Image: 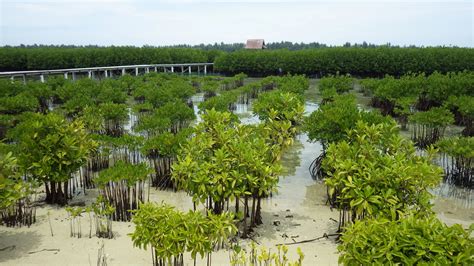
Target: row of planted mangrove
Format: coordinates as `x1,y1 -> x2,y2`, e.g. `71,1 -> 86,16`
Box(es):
302,74 -> 473,264
0,72 -> 309,265
313,72 -> 474,188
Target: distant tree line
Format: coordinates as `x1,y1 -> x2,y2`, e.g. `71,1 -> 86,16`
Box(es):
214,47 -> 474,77
0,46 -> 217,71
0,43 -> 472,73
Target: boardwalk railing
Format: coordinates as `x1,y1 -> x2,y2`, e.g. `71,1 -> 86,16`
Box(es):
0,63 -> 214,83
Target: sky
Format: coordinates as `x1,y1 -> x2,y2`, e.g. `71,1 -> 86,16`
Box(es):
0,0 -> 473,47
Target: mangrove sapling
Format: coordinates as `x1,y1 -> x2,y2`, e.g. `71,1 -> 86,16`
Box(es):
273,74 -> 309,96
338,214 -> 474,265
28,82 -> 54,114
172,111 -> 280,235
11,113 -> 97,205
358,78 -> 382,96
201,80 -> 219,100
253,91 -> 305,127
318,74 -> 353,103
134,113 -> 172,137
95,161 -> 151,221
154,101 -> 196,133
129,203 -> 237,266
0,114 -> 14,140
319,87 -> 338,104
393,97 -> 416,130
80,106 -> 105,135
0,152 -> 36,227
138,77 -> 196,109
104,134 -> 144,164
409,107 -> 455,147
436,137 -> 474,188
370,74 -> 424,115
323,122 -> 442,231
229,242 -> 304,266
98,103 -> 129,137
65,206 -> 84,238
172,110 -> 240,214
198,91 -> 240,114
84,134 -> 113,188
96,82 -> 128,105
419,71 -> 474,111
303,95 -> 392,179
444,95 -> 474,136
142,130 -> 191,189
92,196 -> 115,239
0,92 -> 39,115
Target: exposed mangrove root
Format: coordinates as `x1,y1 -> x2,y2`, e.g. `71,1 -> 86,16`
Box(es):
439,153 -> 473,188
276,233 -> 340,246
1,198 -> 36,227
309,152 -> 326,180
150,157 -> 174,189
152,249 -> 183,266
411,124 -> 446,148
28,248 -> 60,254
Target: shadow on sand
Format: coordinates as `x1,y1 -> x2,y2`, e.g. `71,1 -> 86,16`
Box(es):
0,229 -> 42,263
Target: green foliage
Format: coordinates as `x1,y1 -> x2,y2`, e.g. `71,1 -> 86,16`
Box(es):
323,122 -> 442,227
91,195 -> 115,238
273,75 -> 309,95
199,90 -> 239,113
338,215 -> 474,265
445,95 -> 474,135
436,136 -> 473,187
409,107 -> 455,147
0,151 -> 36,226
98,102 -> 128,122
0,152 -> 29,210
173,110 -> 280,232
393,97 -> 417,130
409,107 -> 454,127
130,202 -> 237,265
10,112 -> 97,204
423,71 -> 474,103
0,46 -> 210,71
437,136 -> 474,159
319,74 -> 353,94
0,93 -> 39,114
304,95 -> 393,148
14,113 -> 96,183
142,129 -> 192,188
253,91 -> 304,126
445,95 -> 474,120
95,161 -> 151,221
143,79 -> 195,108
95,161 -> 151,187
358,78 -> 384,96
65,206 -> 84,238
173,110 -> 279,205
214,48 -> 474,77
155,101 -> 195,133
142,129 -> 191,159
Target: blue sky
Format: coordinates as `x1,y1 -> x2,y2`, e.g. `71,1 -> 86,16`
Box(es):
0,0 -> 472,47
